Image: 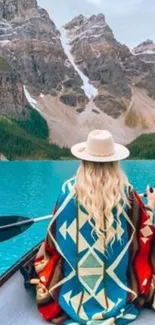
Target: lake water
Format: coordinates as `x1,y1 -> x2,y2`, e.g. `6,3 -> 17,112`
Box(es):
0,160 -> 155,277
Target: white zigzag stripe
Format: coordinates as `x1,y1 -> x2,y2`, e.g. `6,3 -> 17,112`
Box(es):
49,270 -> 75,294
106,210 -> 137,298
48,188 -> 76,270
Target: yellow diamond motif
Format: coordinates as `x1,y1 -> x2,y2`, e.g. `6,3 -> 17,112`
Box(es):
117,225 -> 124,240
140,226 -> 153,237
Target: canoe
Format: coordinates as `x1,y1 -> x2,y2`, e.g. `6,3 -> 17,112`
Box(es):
0,242 -> 41,287
0,245 -> 154,325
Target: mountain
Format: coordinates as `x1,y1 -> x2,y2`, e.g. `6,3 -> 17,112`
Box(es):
60,14 -> 155,145
131,40 -> 155,100
0,56 -> 28,117
0,0 -> 86,109
1,1 -> 155,159
132,39 -> 155,55
64,14 -> 131,118
63,15 -> 155,123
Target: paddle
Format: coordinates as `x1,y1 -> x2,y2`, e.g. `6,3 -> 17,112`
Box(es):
0,187 -> 153,243
0,215 -> 52,243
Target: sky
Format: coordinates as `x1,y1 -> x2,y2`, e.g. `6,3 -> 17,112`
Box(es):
38,0 -> 155,48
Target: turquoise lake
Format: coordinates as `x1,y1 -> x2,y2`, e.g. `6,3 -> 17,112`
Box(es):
1,160 -> 155,278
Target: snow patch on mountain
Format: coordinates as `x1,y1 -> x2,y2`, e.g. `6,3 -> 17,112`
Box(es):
0,40 -> 10,47
131,49 -> 155,56
23,86 -> 41,112
59,27 -> 98,99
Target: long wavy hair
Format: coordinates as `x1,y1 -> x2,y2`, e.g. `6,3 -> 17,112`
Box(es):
75,161 -> 130,246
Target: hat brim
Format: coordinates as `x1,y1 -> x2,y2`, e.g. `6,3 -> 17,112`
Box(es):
71,142 -> 130,162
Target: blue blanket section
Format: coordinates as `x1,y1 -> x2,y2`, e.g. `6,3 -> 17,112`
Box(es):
1,272 -> 154,325
0,160 -> 155,277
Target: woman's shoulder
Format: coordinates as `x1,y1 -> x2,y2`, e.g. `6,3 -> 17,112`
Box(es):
61,177 -> 76,195
54,178 -> 76,213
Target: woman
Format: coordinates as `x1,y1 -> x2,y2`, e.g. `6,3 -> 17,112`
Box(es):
29,130 -> 155,324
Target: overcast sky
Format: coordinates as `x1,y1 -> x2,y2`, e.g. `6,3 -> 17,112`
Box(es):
38,0 -> 155,48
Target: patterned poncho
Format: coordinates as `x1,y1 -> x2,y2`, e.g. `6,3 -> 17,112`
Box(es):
28,178 -> 155,324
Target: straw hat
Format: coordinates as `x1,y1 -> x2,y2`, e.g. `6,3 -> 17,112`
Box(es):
71,130 -> 130,162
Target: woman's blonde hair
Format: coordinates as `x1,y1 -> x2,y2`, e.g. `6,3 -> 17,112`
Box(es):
76,161 -> 130,246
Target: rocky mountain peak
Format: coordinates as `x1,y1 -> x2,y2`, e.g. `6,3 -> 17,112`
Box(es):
63,13 -> 131,118
97,13 -> 105,19
0,0 -> 38,21
64,12 -> 116,58
0,1 -> 86,115
65,12 -> 110,40
132,39 -> 155,55
0,0 -> 58,41
89,13 -> 106,23
64,14 -> 86,29
137,39 -> 153,48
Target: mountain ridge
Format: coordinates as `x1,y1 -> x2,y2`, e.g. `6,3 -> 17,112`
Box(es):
1,1 -> 155,159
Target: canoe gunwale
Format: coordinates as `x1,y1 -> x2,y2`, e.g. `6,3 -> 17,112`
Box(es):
0,241 -> 42,287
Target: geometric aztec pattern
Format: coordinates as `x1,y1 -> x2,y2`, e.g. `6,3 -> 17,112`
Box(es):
47,179 -> 155,325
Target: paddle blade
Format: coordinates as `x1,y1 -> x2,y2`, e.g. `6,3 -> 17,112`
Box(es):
0,216 -> 33,242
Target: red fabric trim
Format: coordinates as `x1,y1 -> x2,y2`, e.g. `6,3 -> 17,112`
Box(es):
38,251 -> 60,287
34,255 -> 44,263
38,301 -> 62,321
134,192 -> 154,295
45,239 -> 56,255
